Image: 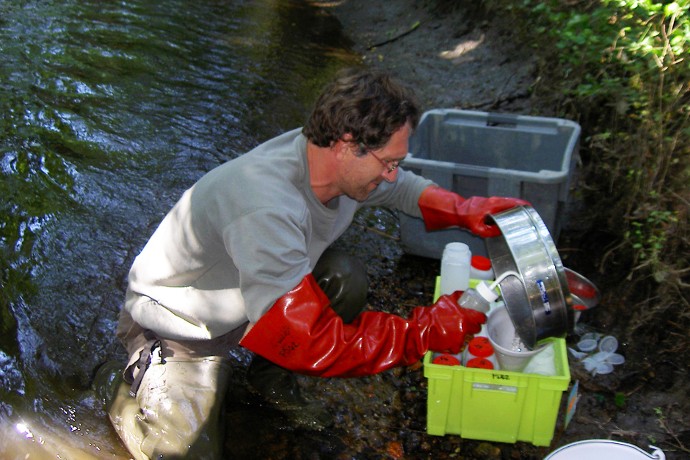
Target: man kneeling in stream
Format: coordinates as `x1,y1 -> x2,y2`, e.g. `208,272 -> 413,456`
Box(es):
94,69 -> 526,459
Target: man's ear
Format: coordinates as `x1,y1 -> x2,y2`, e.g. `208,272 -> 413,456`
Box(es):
333,133 -> 354,158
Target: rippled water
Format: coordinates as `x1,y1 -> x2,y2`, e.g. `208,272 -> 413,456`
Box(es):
0,0 -> 358,457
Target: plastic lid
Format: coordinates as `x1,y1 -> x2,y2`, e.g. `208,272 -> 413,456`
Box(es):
591,351 -> 612,362
471,255 -> 492,271
581,332 -> 602,342
599,335 -> 619,353
583,357 -> 614,375
568,347 -> 588,360
476,281 -> 499,303
595,362 -> 614,374
607,353 -> 626,365
468,336 -> 494,358
466,357 -> 494,369
432,354 -> 461,366
577,338 -> 598,352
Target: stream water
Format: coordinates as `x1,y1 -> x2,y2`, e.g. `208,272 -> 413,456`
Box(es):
0,0 -> 360,457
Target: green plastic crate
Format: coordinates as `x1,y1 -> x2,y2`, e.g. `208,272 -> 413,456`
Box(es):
424,278 -> 571,446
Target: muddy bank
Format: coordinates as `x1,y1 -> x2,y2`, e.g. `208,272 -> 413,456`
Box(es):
326,0 -> 540,113
305,1 -> 690,459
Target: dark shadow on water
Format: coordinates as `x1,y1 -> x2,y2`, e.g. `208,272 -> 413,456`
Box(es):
0,0 -> 361,457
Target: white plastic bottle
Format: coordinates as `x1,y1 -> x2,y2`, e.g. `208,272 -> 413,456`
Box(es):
440,242 -> 471,295
463,336 -> 498,369
457,280 -> 499,313
470,255 -> 495,280
431,352 -> 463,366
458,270 -> 522,313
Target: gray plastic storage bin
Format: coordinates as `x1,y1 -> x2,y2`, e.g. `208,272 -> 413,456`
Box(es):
400,109 -> 581,259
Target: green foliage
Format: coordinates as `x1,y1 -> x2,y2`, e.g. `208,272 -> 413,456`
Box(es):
486,0 -> 689,294
614,391 -> 627,408
473,0 -> 690,365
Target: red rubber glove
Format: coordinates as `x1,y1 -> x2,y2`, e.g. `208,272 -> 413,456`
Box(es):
240,274 -> 485,378
418,186 -> 529,237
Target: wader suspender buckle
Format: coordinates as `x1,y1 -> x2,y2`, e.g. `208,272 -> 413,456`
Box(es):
129,338 -> 163,397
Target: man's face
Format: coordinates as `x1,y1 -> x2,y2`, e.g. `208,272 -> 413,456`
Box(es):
339,123 -> 410,202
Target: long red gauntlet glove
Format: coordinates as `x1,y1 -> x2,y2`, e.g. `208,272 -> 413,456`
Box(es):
240,274 -> 485,378
418,186 -> 529,237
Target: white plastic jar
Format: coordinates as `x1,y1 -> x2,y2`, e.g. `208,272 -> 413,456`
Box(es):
470,255 -> 494,280
440,242 -> 471,295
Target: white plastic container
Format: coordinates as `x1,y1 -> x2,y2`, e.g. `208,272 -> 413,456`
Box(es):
463,336 -> 497,369
431,352 -> 463,366
545,440 -> 665,459
457,281 -> 498,313
470,255 -> 494,280
440,242 -> 471,295
486,306 -> 547,372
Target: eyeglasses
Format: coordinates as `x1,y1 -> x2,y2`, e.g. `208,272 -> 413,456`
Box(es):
369,150 -> 400,173
358,144 -> 400,173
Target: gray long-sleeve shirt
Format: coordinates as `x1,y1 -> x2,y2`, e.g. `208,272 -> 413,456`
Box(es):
125,128 -> 433,340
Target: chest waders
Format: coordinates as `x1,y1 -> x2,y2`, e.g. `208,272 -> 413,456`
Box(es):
97,330 -> 233,460
98,247 -> 367,459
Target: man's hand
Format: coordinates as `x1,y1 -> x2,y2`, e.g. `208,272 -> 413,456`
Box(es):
418,186 -> 529,237
240,275 -> 486,378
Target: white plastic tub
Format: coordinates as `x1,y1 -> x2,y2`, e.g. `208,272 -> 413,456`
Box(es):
545,440 -> 665,460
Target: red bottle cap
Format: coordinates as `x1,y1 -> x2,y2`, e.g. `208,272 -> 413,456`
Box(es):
471,255 -> 492,271
468,336 -> 494,358
466,357 -> 494,369
432,354 -> 461,366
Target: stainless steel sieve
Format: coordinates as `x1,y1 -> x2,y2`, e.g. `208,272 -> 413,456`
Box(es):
485,206 -> 574,349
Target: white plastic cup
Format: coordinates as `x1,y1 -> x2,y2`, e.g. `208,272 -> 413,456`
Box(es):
440,242 -> 471,295
486,306 -> 546,372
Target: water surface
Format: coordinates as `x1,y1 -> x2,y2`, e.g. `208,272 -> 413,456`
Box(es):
0,0 -> 358,456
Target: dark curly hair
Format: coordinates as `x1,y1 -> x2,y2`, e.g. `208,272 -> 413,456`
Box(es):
302,69 -> 420,153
